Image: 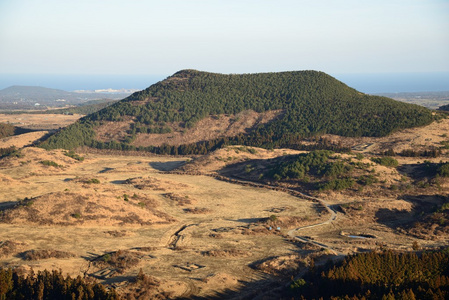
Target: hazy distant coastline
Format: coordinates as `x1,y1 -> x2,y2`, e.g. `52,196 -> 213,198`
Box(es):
0,72 -> 448,94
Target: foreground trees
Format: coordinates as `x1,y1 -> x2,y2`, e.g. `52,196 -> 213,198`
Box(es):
287,249 -> 449,299
0,269 -> 119,300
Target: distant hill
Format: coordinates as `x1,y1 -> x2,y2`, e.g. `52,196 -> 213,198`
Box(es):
39,99 -> 119,115
40,70 -> 434,154
0,85 -> 130,110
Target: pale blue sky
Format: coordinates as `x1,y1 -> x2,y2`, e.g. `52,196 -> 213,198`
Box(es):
1,0 -> 448,76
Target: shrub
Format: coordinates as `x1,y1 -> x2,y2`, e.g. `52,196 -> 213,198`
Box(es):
438,162 -> 449,177
0,146 -> 23,159
371,157 -> 399,167
290,278 -> 307,290
102,253 -> 111,262
358,174 -> 378,186
40,160 -> 62,168
63,150 -> 84,161
22,249 -> 75,260
71,213 -> 81,219
319,178 -> 355,191
85,178 -> 100,184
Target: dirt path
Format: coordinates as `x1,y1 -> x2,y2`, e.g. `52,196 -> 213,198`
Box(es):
166,223 -> 198,249
285,192 -> 340,254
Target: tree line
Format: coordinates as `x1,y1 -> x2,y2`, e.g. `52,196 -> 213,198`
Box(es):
0,269 -> 119,300
287,249 -> 449,299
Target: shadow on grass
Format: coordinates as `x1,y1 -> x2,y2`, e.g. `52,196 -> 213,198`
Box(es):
150,161 -> 186,171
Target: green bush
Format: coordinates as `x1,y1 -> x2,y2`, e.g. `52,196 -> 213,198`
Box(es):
0,146 -> 23,159
319,178 -> 355,191
71,213 -> 81,219
438,162 -> 449,177
358,174 -> 378,186
40,160 -> 62,168
371,156 -> 399,167
64,150 -> 84,161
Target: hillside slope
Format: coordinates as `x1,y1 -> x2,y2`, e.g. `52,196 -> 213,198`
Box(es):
40,70 -> 433,153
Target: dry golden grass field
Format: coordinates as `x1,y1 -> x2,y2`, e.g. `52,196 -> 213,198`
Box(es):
1,114 -> 449,298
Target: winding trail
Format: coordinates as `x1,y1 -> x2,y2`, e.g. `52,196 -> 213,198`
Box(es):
284,191 -> 340,254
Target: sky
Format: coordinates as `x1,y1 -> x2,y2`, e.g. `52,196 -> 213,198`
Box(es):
0,0 -> 448,91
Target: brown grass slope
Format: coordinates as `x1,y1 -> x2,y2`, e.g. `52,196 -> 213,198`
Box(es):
0,190 -> 175,226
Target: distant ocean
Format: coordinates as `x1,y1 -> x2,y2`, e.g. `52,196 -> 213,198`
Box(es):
0,74 -> 166,92
0,72 -> 448,94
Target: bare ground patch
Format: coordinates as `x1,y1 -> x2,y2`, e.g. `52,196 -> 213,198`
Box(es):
131,110 -> 284,147
0,113 -> 82,130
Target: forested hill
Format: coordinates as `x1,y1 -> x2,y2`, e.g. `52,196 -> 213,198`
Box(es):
39,70 -> 434,153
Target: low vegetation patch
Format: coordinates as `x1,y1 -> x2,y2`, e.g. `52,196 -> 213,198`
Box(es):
422,161 -> 449,178
94,250 -> 142,273
201,249 -> 250,257
0,241 -> 25,258
254,254 -> 306,277
21,249 -> 75,260
183,207 -> 212,214
63,150 -> 84,161
163,193 -> 194,206
0,146 -> 23,159
85,178 -> 100,184
371,156 -> 399,167
39,160 -> 63,168
408,197 -> 449,239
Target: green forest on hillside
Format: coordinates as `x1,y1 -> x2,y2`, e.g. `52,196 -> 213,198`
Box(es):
40,70 -> 433,153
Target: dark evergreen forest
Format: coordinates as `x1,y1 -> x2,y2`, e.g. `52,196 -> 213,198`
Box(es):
0,269 -> 119,300
286,249 -> 449,299
40,70 -> 433,153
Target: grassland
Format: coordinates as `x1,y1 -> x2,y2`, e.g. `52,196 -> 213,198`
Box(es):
1,113 -> 449,299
